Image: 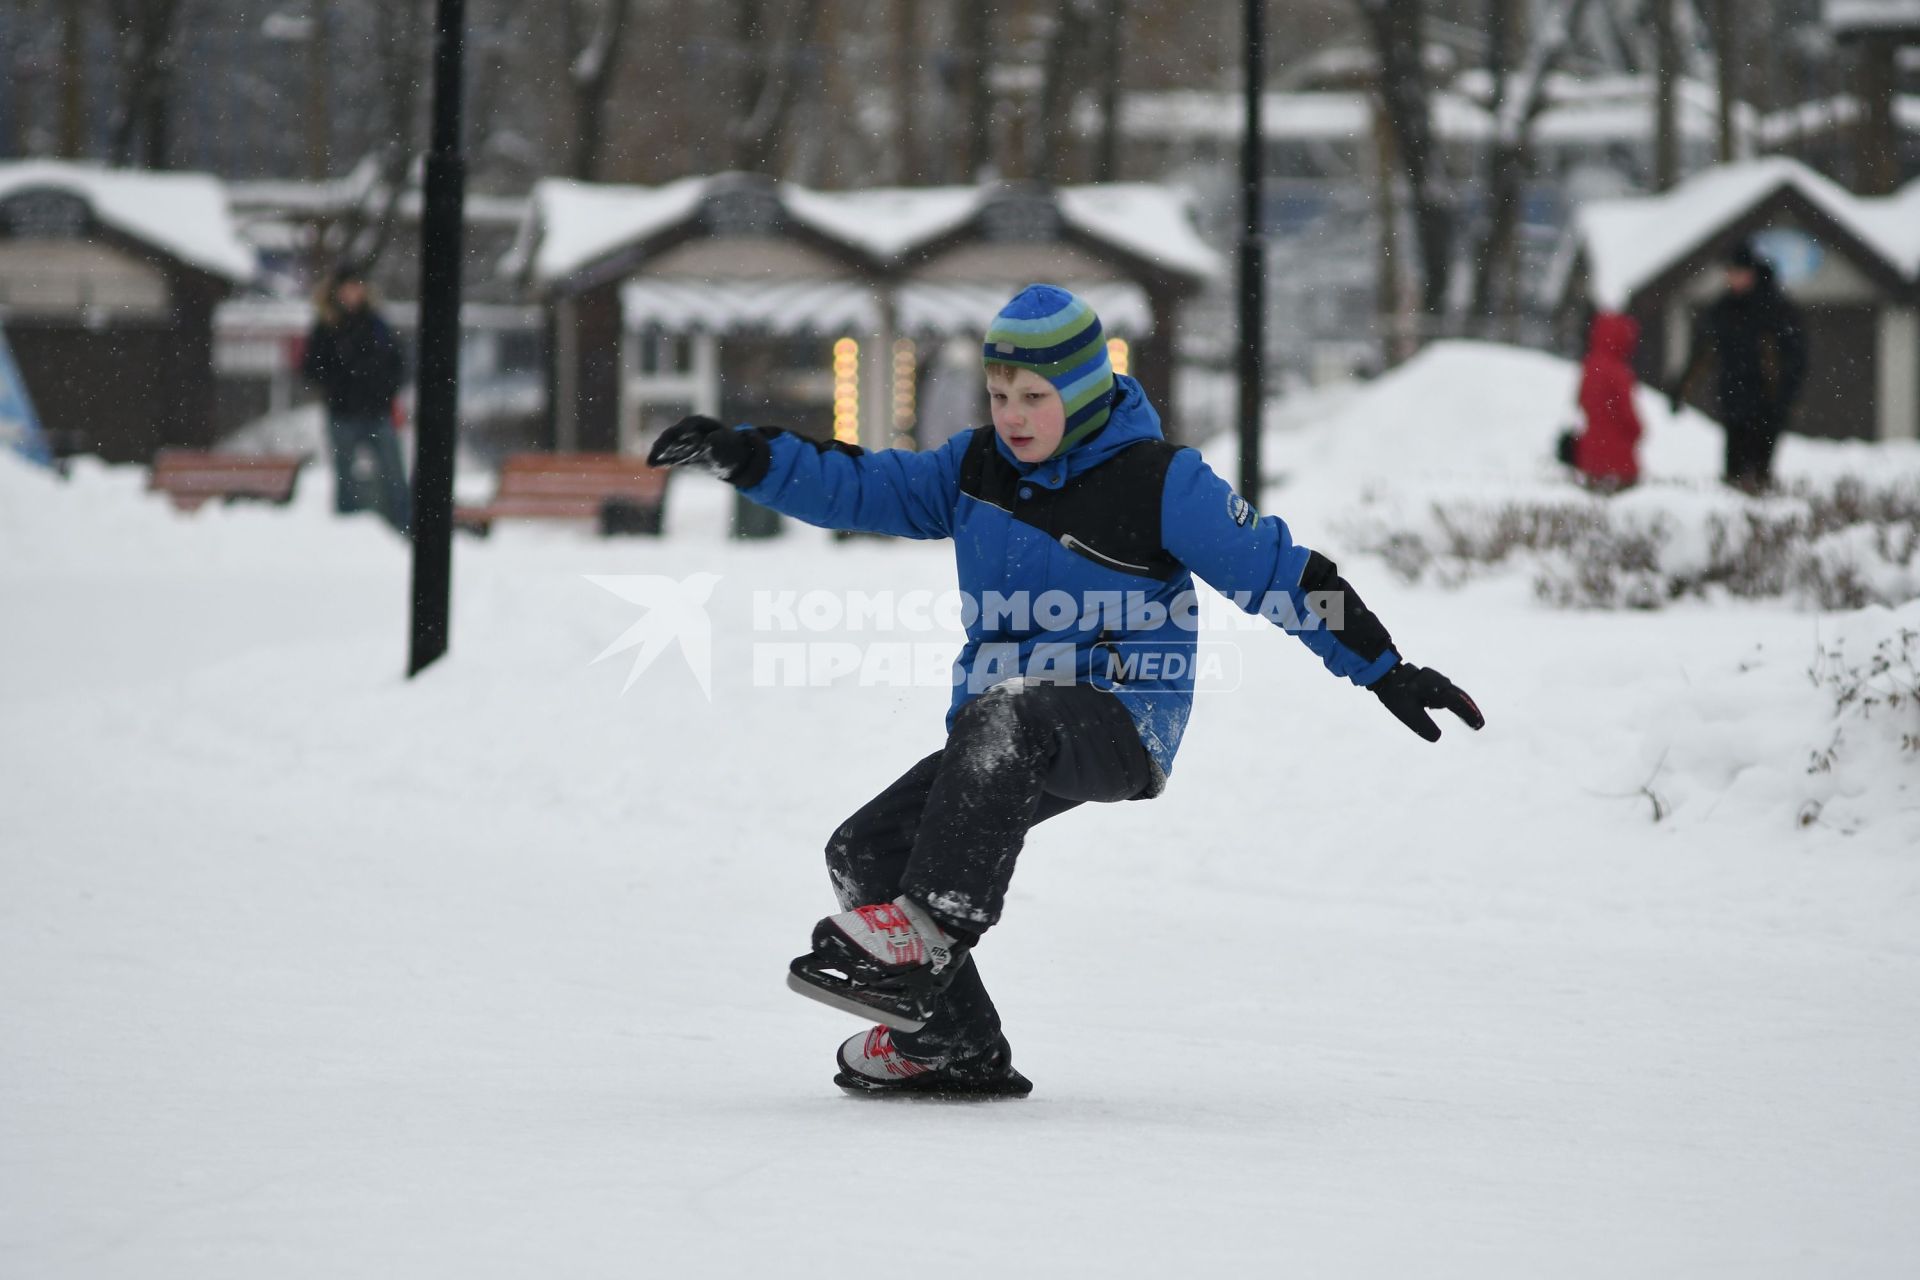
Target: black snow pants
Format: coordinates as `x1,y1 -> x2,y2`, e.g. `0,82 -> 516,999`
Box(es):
823,680 -> 1154,1062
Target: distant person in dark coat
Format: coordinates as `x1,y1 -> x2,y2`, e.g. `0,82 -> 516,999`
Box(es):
1560,310 -> 1645,493
302,266 -> 411,533
1666,242 -> 1808,495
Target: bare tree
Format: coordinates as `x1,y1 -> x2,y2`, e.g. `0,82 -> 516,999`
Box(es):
105,0 -> 186,168
1354,0 -> 1454,326
565,0 -> 634,181
1032,0 -> 1100,181
727,0 -> 825,173
305,10 -> 332,180
956,0 -> 993,180
1467,0 -> 1597,327
58,0 -> 90,158
1092,0 -> 1128,182
1036,0 -> 1082,181
1707,0 -> 1734,162
316,0 -> 430,274
894,0 -> 918,182
462,0 -> 521,184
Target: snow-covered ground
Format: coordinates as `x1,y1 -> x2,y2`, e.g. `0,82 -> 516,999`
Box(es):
3,344 -> 1917,1277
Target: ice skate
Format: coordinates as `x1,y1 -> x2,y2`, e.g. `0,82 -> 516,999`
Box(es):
833,1025 -> 1032,1099
786,896 -> 970,1033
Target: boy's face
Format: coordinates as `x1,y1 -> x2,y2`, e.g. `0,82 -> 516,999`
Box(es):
988,367 -> 1065,462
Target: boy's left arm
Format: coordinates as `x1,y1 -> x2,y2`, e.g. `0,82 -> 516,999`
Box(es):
1159,448 -> 1484,742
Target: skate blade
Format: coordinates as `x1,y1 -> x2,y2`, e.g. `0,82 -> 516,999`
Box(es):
832,1072 -> 1033,1100
785,971 -> 928,1032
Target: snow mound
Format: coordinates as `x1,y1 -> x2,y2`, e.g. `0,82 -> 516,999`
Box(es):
1204,343 -> 1920,613
1242,340 -> 1920,504
1633,600 -> 1920,835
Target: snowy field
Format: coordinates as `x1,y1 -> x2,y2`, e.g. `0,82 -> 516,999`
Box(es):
4,343 -> 1918,1277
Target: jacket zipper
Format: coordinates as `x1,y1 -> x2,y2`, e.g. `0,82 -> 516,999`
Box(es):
1060,533 -> 1155,575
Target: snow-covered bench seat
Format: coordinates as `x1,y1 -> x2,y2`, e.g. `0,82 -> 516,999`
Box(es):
453,453 -> 670,536
148,450 -> 310,513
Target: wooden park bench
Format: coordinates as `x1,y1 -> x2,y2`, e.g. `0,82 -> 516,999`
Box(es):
148,450 -> 310,513
453,452 -> 671,536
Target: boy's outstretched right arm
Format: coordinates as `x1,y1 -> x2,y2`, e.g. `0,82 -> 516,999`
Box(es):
648,416 -> 962,540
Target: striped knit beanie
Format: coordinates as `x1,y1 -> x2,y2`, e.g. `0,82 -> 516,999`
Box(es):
983,284 -> 1115,455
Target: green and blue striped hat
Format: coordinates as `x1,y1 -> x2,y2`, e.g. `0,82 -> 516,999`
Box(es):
983,284 -> 1115,454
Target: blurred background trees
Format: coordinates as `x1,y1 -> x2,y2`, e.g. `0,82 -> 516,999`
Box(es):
0,0 -> 1349,189
1,0 -> 1908,374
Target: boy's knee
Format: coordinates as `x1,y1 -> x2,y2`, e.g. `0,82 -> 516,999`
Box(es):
954,678 -> 1036,728
952,683 -> 1021,741
949,681 -> 1052,773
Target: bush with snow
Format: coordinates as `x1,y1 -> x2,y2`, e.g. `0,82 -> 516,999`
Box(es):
1358,476 -> 1920,611
1805,612 -> 1920,787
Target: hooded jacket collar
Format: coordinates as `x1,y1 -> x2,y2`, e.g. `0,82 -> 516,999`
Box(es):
990,375 -> 1163,489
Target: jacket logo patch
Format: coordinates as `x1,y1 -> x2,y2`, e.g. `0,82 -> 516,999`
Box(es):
1228,493 -> 1254,527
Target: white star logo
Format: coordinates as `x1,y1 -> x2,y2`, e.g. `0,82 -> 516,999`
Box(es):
584,573 -> 722,698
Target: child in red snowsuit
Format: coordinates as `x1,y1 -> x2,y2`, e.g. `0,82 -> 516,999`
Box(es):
1566,312 -> 1645,492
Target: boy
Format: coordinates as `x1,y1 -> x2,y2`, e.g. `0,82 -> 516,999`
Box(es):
648,285 -> 1482,1098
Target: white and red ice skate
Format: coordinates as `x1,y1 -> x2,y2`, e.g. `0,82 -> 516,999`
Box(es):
833,1025 -> 1033,1099
787,896 -> 970,1032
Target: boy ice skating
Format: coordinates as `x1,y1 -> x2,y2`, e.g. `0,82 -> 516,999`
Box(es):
648,285 -> 1483,1098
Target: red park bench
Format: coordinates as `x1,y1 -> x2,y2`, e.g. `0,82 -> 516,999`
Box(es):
148,450 -> 311,513
453,452 -> 671,536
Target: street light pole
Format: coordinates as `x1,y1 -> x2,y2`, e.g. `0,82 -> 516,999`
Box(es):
408,0 -> 467,678
1237,0 -> 1265,505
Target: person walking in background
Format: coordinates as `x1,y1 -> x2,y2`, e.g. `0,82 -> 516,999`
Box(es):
1666,242 -> 1808,495
1560,310 -> 1645,493
302,265 -> 411,534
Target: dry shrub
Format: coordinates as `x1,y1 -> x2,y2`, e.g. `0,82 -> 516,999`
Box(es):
1363,478 -> 1920,611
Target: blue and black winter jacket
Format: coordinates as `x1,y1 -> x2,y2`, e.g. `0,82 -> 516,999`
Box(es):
730,375 -> 1400,791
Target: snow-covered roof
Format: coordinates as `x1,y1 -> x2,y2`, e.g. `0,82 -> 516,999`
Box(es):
1529,78 -> 1749,146
0,160 -> 256,283
1117,89 -> 1478,143
229,167 -> 528,228
1757,93 -> 1920,145
786,183 -> 1221,280
1054,184 -> 1223,280
1826,0 -> 1920,34
1571,158 -> 1918,309
225,157 -> 385,218
510,172 -> 871,285
1848,177 -> 1920,278
781,186 -> 985,262
1116,90 -> 1369,142
512,177 -> 1220,290
1115,80 -> 1737,149
508,176 -> 711,287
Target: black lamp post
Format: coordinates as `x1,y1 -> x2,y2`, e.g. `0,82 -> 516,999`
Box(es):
1237,0 -> 1265,505
408,0 -> 467,678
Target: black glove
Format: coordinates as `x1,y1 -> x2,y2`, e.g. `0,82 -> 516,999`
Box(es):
1371,662 -> 1485,743
647,415 -> 754,481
